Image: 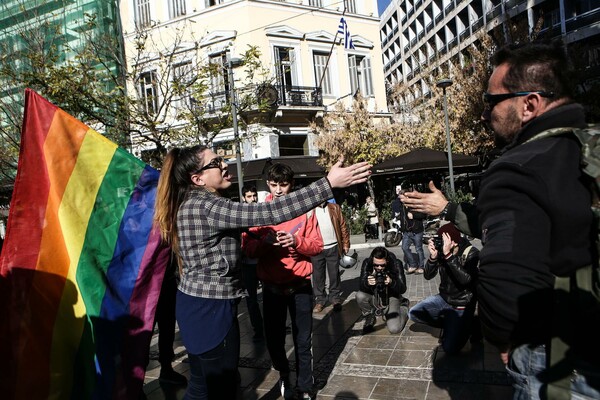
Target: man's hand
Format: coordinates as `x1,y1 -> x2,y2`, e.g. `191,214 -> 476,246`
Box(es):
384,275 -> 392,285
441,232 -> 456,257
400,181 -> 448,216
367,275 -> 376,286
276,230 -> 296,248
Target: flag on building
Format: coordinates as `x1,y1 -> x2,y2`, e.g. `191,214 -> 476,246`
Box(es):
337,17 -> 355,50
0,89 -> 170,400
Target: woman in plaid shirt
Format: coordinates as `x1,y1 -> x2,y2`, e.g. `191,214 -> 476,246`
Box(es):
154,145 -> 370,399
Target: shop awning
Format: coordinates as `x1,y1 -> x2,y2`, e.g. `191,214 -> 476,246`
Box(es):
372,148 -> 479,176
227,155 -> 326,184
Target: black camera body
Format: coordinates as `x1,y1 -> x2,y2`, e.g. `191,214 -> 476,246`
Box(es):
373,269 -> 388,306
374,270 -> 387,292
432,234 -> 444,254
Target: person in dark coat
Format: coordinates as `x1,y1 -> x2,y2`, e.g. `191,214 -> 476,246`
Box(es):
409,223 -> 479,354
399,41 -> 599,399
356,247 -> 409,334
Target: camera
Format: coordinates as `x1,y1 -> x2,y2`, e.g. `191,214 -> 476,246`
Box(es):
374,270 -> 387,292
373,269 -> 388,306
432,234 -> 443,254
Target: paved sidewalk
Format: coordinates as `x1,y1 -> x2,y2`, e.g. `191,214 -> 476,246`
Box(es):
142,235 -> 513,399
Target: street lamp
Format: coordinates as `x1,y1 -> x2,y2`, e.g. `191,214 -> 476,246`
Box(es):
227,52 -> 244,200
436,78 -> 455,194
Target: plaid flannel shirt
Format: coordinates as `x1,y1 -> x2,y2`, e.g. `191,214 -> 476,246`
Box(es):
177,178 -> 333,299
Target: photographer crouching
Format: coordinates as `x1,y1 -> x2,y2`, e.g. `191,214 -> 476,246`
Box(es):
356,247 -> 409,334
409,223 -> 480,354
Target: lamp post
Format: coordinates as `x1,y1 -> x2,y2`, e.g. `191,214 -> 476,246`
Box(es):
436,78 -> 455,194
227,52 -> 244,200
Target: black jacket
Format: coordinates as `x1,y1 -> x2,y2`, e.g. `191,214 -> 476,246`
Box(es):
359,252 -> 407,299
391,198 -> 425,233
424,240 -> 479,307
474,103 -> 594,349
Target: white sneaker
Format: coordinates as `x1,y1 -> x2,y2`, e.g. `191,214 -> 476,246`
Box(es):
279,378 -> 294,399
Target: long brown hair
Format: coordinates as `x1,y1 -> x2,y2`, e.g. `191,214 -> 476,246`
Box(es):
154,145 -> 208,257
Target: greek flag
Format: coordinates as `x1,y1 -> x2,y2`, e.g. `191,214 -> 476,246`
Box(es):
337,17 -> 355,50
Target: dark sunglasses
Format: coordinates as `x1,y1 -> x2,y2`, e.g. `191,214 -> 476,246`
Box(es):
195,156 -> 225,173
482,91 -> 554,111
372,262 -> 387,268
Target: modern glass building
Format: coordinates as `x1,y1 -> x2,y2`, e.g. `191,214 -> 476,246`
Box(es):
380,0 -> 600,105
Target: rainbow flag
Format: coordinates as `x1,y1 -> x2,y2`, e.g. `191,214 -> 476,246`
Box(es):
0,90 -> 170,399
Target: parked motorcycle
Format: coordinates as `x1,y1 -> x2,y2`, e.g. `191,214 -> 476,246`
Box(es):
383,214 -> 402,247
384,215 -> 441,248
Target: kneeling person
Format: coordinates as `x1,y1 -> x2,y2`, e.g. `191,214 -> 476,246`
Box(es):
409,223 -> 480,355
356,247 -> 409,334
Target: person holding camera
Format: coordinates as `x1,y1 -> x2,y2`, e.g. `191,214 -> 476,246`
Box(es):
356,247 -> 409,334
409,223 -> 480,355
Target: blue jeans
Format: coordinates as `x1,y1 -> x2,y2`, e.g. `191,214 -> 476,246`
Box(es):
402,231 -> 424,268
507,344 -> 600,400
263,283 -> 314,393
408,294 -> 475,354
185,318 -> 240,400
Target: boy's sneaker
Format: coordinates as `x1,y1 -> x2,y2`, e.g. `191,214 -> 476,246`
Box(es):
279,377 -> 294,399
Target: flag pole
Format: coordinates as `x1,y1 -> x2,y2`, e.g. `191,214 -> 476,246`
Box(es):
317,10 -> 346,90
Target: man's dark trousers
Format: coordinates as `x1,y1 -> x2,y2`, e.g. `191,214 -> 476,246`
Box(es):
311,246 -> 342,306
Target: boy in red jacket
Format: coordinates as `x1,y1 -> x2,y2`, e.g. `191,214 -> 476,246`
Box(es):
242,163 -> 323,399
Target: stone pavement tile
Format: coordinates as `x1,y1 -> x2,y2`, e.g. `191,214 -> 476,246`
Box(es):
395,335 -> 440,351
317,375 -> 380,399
370,377 -> 429,400
344,347 -> 393,366
355,334 -> 400,350
388,349 -> 434,369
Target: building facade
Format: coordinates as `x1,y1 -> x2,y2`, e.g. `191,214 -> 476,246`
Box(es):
119,0 -> 389,162
380,0 -> 600,104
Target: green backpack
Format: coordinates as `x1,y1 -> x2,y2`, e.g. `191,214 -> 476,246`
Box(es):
526,126 -> 600,398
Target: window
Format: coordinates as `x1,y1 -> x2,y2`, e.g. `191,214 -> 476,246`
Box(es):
309,0 -> 322,6
274,47 -> 298,88
138,71 -> 159,114
172,61 -> 193,108
344,0 -> 356,14
169,0 -> 186,18
134,0 -> 151,28
313,52 -> 332,96
205,0 -> 224,6
208,53 -> 229,111
348,55 -> 373,96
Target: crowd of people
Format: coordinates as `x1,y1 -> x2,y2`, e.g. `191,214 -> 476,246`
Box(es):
147,40 -> 599,400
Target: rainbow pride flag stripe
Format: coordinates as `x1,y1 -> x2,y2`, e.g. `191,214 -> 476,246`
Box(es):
0,89 -> 170,399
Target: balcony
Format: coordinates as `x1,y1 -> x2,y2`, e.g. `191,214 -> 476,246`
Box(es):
276,85 -> 323,107
565,9 -> 600,33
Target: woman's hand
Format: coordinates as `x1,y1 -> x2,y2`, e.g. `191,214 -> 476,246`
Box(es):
327,159 -> 371,188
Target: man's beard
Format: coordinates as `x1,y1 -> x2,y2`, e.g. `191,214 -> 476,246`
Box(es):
493,104 -> 521,148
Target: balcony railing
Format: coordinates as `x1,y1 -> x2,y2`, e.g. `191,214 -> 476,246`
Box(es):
276,85 -> 323,107
565,9 -> 600,33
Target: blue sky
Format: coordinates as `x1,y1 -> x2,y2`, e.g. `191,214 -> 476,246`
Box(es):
378,0 -> 392,15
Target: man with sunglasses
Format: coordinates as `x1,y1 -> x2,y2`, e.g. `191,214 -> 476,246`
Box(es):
400,40 -> 598,399
356,246 -> 409,335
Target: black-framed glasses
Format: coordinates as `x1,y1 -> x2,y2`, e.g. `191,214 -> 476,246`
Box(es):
196,157 -> 225,173
482,91 -> 554,111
